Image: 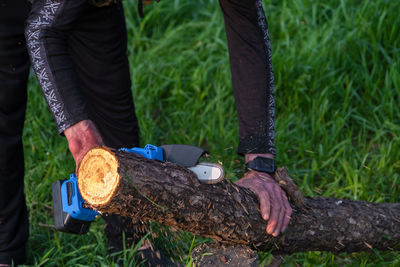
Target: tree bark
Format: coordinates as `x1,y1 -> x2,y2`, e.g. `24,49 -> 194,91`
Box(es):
77,147 -> 400,254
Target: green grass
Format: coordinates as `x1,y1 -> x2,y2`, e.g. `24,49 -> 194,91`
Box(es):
22,0 -> 400,266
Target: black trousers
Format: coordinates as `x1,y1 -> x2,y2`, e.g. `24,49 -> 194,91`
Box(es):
0,0 -> 30,264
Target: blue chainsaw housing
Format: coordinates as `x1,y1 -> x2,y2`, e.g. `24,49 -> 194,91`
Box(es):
53,144 -> 164,234
119,144 -> 164,161
61,174 -> 99,221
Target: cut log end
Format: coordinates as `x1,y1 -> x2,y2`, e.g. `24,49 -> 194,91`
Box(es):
77,147 -> 120,205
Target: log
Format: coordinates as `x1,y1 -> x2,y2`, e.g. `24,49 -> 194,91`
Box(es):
77,147 -> 400,254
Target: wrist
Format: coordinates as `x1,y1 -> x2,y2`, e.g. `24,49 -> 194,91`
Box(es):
245,153 -> 274,164
64,120 -> 104,165
64,120 -> 100,141
245,153 -> 276,174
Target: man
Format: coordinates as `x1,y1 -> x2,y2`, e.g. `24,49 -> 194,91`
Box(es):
0,0 -> 291,265
25,0 -> 291,240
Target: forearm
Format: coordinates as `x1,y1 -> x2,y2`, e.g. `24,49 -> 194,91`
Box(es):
219,0 -> 276,155
25,0 -> 89,134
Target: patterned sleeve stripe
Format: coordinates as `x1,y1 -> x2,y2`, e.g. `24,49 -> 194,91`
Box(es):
255,0 -> 276,153
25,0 -> 70,132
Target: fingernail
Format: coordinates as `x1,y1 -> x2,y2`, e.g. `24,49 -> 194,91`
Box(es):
267,226 -> 273,234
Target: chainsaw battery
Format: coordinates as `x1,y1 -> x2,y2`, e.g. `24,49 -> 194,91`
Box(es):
52,174 -> 98,234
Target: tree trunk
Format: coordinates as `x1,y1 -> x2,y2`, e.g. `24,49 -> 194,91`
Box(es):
77,147 -> 400,254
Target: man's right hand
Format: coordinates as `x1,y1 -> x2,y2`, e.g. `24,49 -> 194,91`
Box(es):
235,171 -> 292,237
64,120 -> 104,169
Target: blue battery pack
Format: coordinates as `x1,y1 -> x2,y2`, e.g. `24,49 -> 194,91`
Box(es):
52,174 -> 99,234
61,174 -> 99,221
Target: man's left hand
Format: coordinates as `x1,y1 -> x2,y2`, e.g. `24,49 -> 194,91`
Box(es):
235,167 -> 292,237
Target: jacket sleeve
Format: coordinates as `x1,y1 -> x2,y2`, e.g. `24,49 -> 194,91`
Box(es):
25,0 -> 90,133
219,0 -> 276,155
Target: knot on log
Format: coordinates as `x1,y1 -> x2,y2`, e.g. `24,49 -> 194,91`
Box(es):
274,167 -> 304,207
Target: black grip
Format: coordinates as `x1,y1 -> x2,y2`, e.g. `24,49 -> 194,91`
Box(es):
160,144 -> 207,167
66,182 -> 73,206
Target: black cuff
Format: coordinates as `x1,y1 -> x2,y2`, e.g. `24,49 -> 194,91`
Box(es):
57,113 -> 91,135
237,134 -> 276,155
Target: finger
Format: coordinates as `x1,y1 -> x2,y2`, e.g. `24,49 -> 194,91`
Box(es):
259,191 -> 271,221
281,192 -> 292,232
273,208 -> 285,237
272,186 -> 285,236
266,185 -> 280,235
272,191 -> 288,236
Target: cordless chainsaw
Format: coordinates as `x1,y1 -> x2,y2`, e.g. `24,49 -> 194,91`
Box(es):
52,144 -> 224,234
